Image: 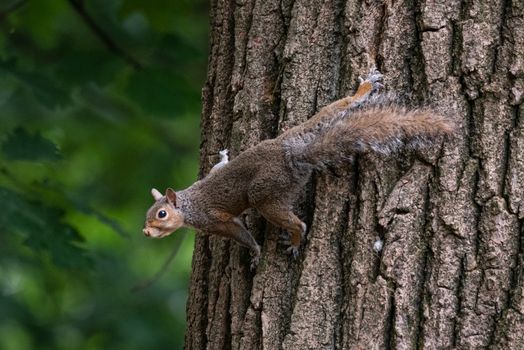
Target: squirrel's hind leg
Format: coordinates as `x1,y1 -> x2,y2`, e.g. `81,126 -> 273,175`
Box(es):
256,203 -> 306,259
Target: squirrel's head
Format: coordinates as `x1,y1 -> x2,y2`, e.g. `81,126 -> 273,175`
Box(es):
143,187 -> 185,238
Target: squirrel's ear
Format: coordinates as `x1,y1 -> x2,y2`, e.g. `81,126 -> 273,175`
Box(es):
165,188 -> 177,206
151,188 -> 163,201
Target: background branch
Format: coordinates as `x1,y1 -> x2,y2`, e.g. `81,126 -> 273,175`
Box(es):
0,0 -> 27,21
67,0 -> 142,69
130,232 -> 186,293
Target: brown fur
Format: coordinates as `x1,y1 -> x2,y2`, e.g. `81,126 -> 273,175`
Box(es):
143,70 -> 455,267
302,106 -> 455,167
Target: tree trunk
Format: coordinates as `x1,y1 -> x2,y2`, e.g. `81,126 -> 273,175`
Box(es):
185,0 -> 524,348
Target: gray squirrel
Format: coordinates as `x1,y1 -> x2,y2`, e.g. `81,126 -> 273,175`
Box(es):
142,69 -> 454,268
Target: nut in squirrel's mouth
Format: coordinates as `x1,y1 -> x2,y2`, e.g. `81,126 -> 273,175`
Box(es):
142,228 -> 152,237
143,227 -> 173,238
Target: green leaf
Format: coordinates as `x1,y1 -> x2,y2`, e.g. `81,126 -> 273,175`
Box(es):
1,127 -> 61,161
0,59 -> 71,109
0,186 -> 91,270
125,68 -> 198,116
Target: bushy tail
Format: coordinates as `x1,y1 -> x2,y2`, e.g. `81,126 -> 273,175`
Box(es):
301,105 -> 455,167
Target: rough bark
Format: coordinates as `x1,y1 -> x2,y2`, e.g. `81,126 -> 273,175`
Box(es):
185,0 -> 524,349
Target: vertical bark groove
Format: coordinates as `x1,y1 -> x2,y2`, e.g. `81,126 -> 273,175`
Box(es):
185,0 -> 524,348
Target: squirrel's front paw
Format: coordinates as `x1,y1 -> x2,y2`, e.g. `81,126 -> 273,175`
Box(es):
249,245 -> 261,270
250,255 -> 260,270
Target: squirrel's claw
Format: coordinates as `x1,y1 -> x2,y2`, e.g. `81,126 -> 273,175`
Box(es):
278,232 -> 300,258
279,232 -> 290,240
278,232 -> 292,246
250,255 -> 260,271
286,246 -> 300,259
361,67 -> 384,93
249,244 -> 261,271
366,67 -> 383,81
281,226 -> 304,258
278,232 -> 291,246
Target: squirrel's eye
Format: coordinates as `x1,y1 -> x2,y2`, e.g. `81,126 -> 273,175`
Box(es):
157,210 -> 167,219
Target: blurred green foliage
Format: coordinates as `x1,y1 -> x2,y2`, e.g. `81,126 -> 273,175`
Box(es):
0,0 -> 208,348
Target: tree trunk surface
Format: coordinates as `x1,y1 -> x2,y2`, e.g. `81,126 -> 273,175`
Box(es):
185,0 -> 524,348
